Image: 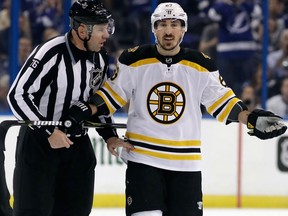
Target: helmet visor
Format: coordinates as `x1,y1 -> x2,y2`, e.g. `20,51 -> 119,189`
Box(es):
74,16 -> 115,35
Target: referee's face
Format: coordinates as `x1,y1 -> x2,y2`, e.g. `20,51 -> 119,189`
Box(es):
87,23 -> 110,52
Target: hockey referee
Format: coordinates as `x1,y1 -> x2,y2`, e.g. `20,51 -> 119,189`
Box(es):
6,1 -> 131,215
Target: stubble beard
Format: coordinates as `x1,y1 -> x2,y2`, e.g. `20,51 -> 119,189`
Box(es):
157,37 -> 181,52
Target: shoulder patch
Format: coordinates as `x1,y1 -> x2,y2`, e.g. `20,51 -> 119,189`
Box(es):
128,46 -> 139,53
119,45 -> 156,66
181,48 -> 217,72
201,52 -> 211,59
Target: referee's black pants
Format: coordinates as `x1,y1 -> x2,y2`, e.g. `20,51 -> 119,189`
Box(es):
13,126 -> 97,216
0,149 -> 13,216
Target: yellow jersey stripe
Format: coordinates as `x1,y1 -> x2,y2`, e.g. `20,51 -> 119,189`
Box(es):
96,91 -> 116,114
130,58 -> 159,67
103,82 -> 126,107
218,98 -> 241,122
207,89 -> 235,114
133,148 -> 202,160
179,60 -> 209,72
126,132 -> 201,147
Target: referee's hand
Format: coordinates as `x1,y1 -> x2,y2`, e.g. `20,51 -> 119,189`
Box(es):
48,128 -> 73,149
106,137 -> 134,157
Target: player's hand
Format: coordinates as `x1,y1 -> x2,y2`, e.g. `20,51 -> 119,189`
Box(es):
106,137 -> 135,157
247,109 -> 287,139
48,128 -> 73,149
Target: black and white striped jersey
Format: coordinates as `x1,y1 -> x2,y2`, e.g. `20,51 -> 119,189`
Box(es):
7,31 -> 112,137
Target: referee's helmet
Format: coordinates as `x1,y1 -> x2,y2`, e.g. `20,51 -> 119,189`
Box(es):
151,2 -> 188,33
69,0 -> 115,35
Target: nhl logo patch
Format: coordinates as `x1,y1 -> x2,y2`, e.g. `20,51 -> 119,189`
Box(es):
89,67 -> 103,90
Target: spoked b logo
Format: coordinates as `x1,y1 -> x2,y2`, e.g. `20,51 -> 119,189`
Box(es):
147,82 -> 185,124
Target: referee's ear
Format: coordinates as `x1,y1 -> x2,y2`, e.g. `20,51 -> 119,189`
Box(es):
73,24 -> 88,40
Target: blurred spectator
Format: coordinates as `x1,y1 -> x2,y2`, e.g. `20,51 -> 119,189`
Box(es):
198,22 -> 218,60
257,0 -> 285,52
0,0 -> 10,31
0,12 -> 31,56
240,83 -> 261,111
28,0 -> 64,46
110,0 -> 149,48
42,27 -> 60,42
18,36 -> 32,68
0,73 -> 10,113
266,77 -> 288,117
267,29 -> 288,96
208,0 -> 262,96
0,54 -> 9,77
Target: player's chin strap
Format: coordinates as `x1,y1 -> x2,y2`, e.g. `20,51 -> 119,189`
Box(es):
83,37 -> 91,51
247,109 -> 287,140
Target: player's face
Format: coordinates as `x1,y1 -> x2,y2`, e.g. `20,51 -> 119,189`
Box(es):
87,23 -> 111,52
154,19 -> 184,54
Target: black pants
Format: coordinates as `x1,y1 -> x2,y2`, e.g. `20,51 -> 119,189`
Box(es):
13,126 -> 96,216
125,161 -> 203,216
0,150 -> 13,216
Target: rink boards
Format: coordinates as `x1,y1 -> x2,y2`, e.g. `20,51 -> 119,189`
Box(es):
1,115 -> 288,208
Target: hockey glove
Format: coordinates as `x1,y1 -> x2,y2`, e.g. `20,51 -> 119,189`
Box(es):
62,101 -> 92,134
247,109 -> 287,140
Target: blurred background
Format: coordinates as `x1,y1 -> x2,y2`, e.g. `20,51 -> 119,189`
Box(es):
1,0 -> 288,212
2,0 -> 288,116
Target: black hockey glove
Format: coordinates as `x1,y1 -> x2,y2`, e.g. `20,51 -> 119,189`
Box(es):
247,109 -> 287,140
62,101 -> 92,134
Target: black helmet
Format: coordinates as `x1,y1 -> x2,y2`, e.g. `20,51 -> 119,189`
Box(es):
69,0 -> 114,34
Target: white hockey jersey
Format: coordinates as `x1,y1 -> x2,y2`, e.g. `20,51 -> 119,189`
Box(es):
96,45 -> 242,171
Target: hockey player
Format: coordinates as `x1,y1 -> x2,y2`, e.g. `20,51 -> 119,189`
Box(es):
79,2 -> 286,216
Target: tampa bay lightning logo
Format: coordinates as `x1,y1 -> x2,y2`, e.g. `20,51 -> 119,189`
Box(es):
89,67 -> 103,90
226,10 -> 250,34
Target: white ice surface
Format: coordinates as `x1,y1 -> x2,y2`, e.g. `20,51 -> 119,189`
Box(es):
90,208 -> 288,216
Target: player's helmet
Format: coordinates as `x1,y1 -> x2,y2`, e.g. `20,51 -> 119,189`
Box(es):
69,0 -> 115,35
151,2 -> 188,33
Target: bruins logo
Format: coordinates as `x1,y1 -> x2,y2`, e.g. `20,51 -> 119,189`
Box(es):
147,82 -> 185,124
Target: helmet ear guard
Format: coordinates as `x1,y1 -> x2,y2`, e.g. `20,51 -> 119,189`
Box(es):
151,2 -> 188,33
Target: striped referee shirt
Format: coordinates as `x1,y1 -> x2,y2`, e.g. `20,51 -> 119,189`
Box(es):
7,31 -> 115,138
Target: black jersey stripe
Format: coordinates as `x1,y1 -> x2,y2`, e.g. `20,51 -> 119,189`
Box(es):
46,54 -> 62,119
129,140 -> 201,153
100,88 -> 122,110
79,59 -> 87,101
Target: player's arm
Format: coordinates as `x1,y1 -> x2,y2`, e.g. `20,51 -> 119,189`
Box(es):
228,102 -> 287,140
88,94 -> 134,156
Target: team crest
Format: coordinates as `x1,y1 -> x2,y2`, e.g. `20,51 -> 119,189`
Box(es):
147,82 -> 185,124
89,67 -> 103,90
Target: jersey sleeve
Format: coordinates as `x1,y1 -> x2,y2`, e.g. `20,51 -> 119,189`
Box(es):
7,44 -> 56,121
94,60 -> 133,115
201,71 -> 243,124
